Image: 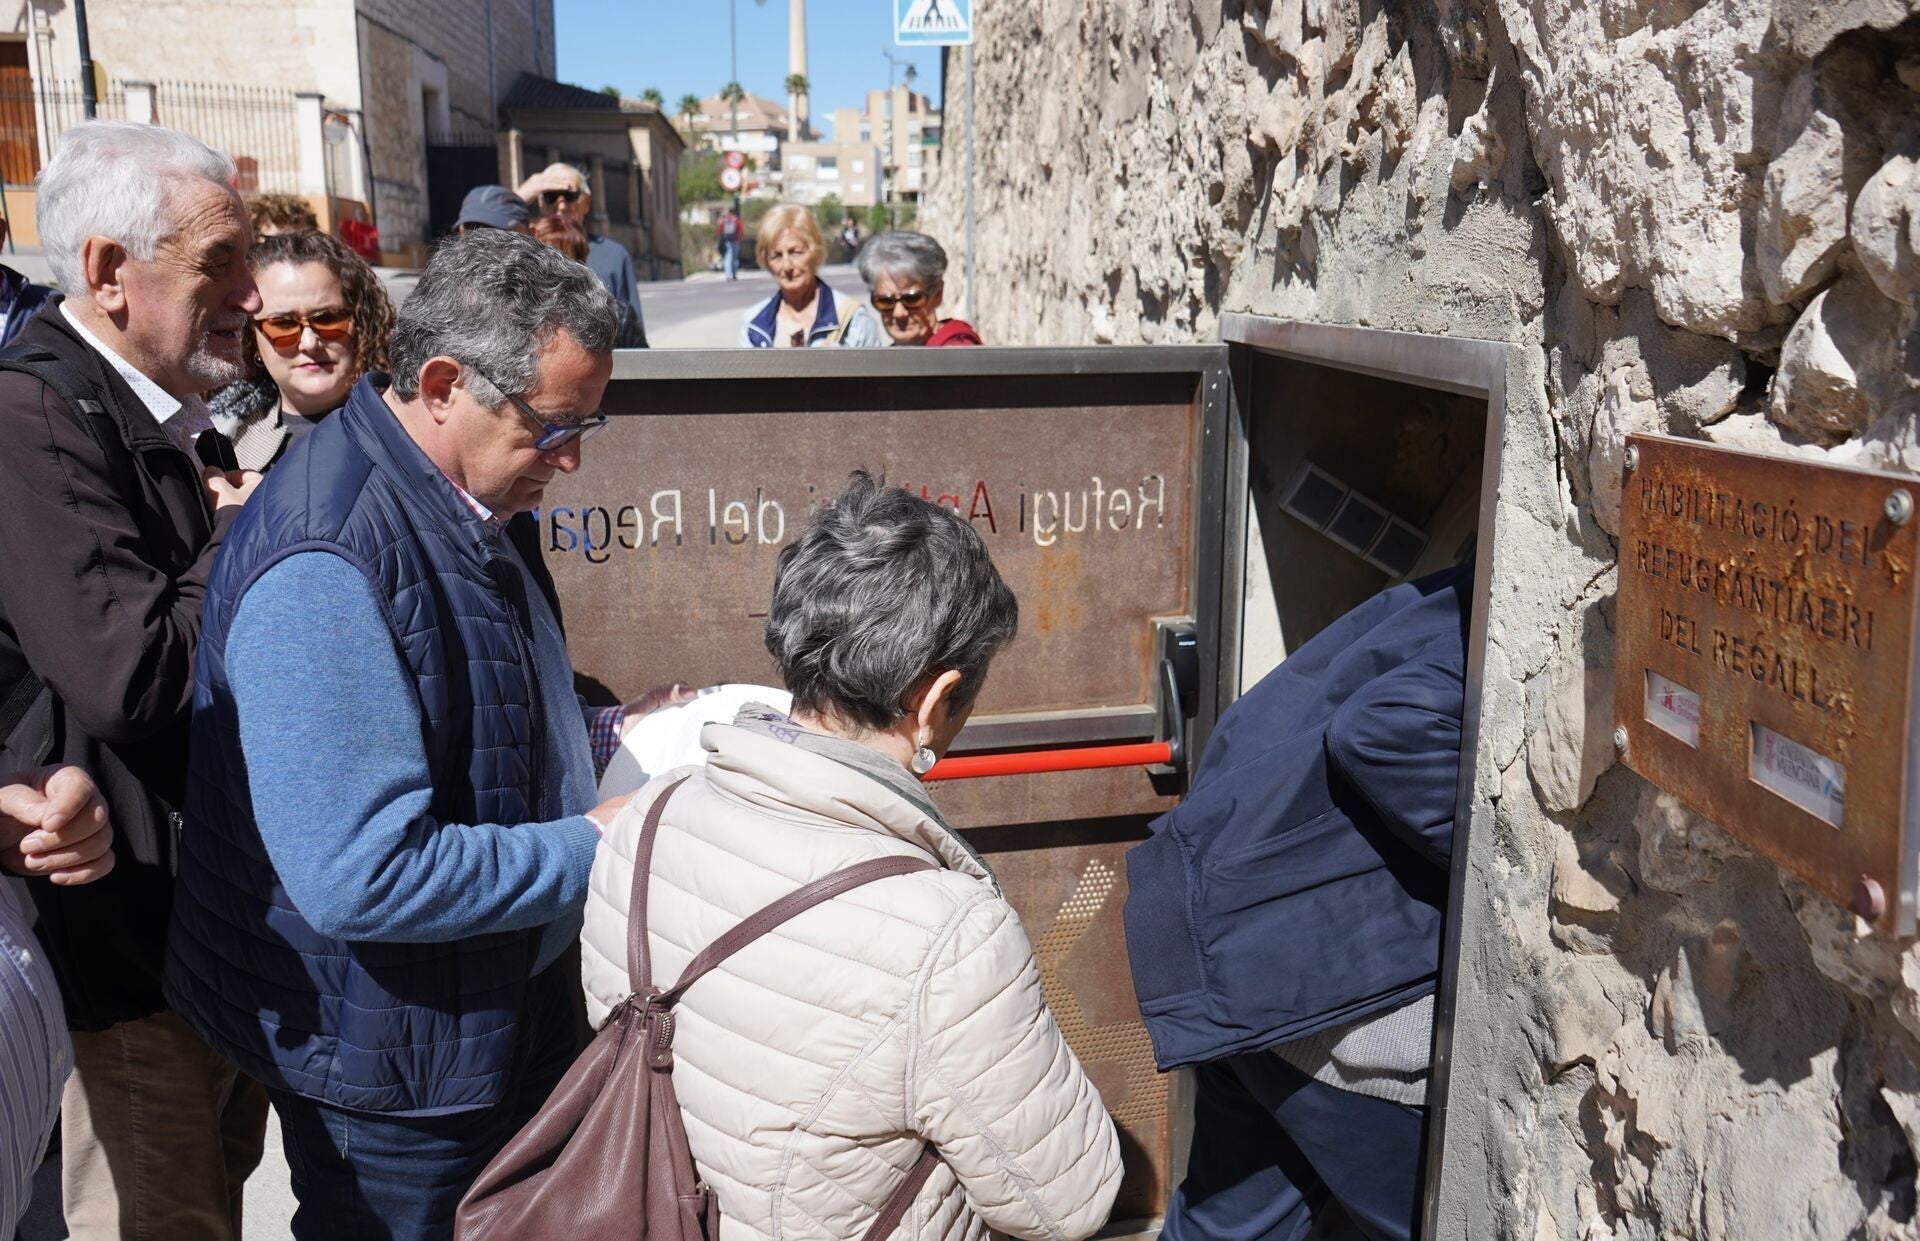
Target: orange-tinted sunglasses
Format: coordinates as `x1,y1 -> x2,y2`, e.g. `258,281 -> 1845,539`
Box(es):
870,288 -> 930,312
253,308 -> 354,351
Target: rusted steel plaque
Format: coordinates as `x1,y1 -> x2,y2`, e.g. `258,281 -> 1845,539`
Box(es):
1614,434 -> 1920,931
537,371 -> 1197,829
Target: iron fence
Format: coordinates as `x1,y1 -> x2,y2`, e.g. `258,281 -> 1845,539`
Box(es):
0,77 -> 126,183
0,76 -> 300,190
152,80 -> 301,194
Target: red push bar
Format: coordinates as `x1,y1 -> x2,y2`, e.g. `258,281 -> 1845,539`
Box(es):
923,741 -> 1174,781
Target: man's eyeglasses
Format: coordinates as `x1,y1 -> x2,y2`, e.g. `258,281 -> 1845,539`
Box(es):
871,288 -> 930,312
253,308 -> 354,350
472,370 -> 609,451
538,189 -> 582,208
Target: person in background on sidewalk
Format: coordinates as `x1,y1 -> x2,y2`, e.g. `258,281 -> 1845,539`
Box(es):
244,191 -> 318,238
1124,564 -> 1472,1241
0,218 -> 54,347
517,162 -> 648,347
163,229 -> 684,1241
0,120 -> 269,1241
839,214 -> 860,263
856,231 -> 983,347
453,184 -> 532,237
209,229 -> 396,472
1,766 -> 116,1239
717,201 -> 744,280
739,205 -> 885,348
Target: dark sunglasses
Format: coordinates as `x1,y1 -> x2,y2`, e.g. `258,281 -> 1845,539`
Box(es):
870,288 -> 931,312
538,188 -> 582,206
253,308 -> 353,350
472,369 -> 609,451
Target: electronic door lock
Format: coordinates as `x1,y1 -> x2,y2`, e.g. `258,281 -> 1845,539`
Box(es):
1151,617 -> 1198,775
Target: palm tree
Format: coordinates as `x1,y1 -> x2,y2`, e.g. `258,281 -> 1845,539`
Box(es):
641,87 -> 665,108
784,73 -> 809,97
677,93 -> 703,141
720,81 -> 747,107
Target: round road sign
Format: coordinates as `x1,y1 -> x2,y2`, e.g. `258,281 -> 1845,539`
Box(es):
720,167 -> 744,191
724,150 -> 747,170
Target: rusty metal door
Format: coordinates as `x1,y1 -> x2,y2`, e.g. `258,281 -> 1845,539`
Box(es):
535,344 -> 1234,1229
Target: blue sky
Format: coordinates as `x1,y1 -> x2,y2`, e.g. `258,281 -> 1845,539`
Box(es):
555,0 -> 947,120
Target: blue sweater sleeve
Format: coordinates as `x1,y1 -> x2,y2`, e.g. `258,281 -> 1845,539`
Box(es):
226,551 -> 601,943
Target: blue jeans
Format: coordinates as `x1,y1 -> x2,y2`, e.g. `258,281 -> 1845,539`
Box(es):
1163,1054 -> 1427,1241
721,238 -> 739,279
266,961 -> 581,1241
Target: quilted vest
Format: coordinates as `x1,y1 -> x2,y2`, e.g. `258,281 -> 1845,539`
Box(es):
164,375 -> 548,1115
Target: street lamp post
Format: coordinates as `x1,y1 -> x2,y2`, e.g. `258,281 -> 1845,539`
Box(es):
880,49 -> 917,229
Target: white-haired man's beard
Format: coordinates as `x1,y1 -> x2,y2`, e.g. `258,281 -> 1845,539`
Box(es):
183,315 -> 252,389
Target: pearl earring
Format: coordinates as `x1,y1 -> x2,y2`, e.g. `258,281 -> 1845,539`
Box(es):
911,745 -> 937,775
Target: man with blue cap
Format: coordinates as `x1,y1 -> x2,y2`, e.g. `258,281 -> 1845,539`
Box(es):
453,185 -> 531,236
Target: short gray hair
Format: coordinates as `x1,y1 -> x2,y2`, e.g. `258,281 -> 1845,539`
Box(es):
389,228 -> 617,401
856,230 -> 948,289
38,121 -> 236,293
766,471 -> 1018,731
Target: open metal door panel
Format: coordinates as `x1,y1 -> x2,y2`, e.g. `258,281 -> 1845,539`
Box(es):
1220,315 -> 1513,1241
538,343 -> 1235,1230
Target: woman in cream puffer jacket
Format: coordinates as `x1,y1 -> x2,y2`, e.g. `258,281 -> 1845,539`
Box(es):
581,474 -> 1123,1241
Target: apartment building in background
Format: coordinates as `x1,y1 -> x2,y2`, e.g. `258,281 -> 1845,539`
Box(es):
782,85 -> 938,211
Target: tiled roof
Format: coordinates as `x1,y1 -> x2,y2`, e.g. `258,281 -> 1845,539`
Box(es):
502,73 -> 623,113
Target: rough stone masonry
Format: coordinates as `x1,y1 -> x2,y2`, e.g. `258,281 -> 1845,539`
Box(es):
924,1 -> 1920,1236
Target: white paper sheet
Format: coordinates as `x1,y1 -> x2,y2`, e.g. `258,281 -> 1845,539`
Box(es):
597,684 -> 794,798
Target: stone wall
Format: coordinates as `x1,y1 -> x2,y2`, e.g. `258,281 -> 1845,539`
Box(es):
924,2 -> 1920,1236
357,0 -> 554,134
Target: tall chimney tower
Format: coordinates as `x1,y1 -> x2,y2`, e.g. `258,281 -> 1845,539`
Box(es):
788,0 -> 808,141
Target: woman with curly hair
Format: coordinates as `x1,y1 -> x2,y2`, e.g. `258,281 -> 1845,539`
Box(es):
209,230 -> 395,471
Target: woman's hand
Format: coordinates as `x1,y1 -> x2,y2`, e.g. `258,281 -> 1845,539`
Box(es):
0,764 -> 116,885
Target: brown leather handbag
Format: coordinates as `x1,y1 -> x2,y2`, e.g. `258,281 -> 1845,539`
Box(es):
456,776 -> 943,1240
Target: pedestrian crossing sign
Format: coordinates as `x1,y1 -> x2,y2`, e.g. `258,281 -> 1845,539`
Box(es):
895,0 -> 972,46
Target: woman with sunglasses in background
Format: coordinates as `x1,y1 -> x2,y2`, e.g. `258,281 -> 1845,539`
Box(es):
209,230 -> 395,471
855,230 -> 982,347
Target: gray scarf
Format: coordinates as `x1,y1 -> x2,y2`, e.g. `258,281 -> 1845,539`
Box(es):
731,702 -> 946,823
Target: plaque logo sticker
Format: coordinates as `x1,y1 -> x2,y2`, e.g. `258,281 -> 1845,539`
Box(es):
1750,724 -> 1845,829
1644,670 -> 1701,747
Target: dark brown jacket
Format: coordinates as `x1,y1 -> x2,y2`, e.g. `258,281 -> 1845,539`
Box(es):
0,301 -> 240,1029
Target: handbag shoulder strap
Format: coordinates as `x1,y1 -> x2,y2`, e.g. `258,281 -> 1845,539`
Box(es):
626,775 -> 689,990
623,773 -> 944,1240
661,852 -> 933,1005
625,774 -> 937,1001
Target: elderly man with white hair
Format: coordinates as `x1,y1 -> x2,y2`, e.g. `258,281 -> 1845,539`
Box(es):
0,120 -> 269,1238
518,160 -> 648,346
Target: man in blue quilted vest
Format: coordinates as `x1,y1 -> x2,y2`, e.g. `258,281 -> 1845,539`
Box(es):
163,229 -> 651,1240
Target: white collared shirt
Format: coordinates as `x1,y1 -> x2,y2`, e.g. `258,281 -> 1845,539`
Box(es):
60,305 -> 214,456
